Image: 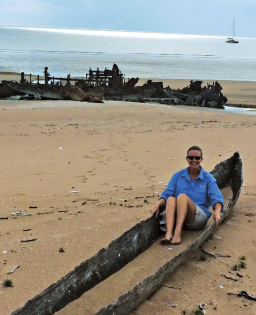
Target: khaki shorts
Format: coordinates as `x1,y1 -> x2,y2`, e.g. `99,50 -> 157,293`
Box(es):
184,205 -> 208,230
159,205 -> 208,232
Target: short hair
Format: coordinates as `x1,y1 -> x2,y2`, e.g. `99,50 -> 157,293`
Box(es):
187,146 -> 203,157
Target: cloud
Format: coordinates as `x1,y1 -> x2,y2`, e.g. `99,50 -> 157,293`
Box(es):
0,0 -> 255,37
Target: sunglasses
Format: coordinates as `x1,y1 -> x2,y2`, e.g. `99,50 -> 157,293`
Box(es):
187,156 -> 202,160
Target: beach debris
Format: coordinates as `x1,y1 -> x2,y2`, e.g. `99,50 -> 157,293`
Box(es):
11,211 -> 22,215
231,263 -> 240,271
199,254 -> 207,261
245,212 -> 255,216
199,304 -> 205,310
59,248 -> 65,253
191,306 -> 204,315
201,246 -> 231,258
23,229 -> 32,232
0,216 -> 8,220
2,279 -> 14,288
227,291 -> 256,301
239,261 -> 247,269
37,211 -> 53,215
69,190 -> 80,193
7,265 -> 20,274
163,284 -> 181,289
124,186 -> 132,190
21,238 -> 37,243
29,206 -> 38,209
221,273 -> 239,282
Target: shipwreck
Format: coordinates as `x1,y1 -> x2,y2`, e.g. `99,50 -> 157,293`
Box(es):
0,65 -> 228,108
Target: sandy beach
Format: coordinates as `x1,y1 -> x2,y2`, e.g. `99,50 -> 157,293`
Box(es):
1,74 -> 256,315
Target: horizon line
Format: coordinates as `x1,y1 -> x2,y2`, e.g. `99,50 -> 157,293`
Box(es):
1,24 -> 255,39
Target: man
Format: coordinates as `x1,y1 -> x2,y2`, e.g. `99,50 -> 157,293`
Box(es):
152,146 -> 224,245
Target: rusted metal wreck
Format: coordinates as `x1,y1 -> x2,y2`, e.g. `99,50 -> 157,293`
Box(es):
0,64 -> 228,108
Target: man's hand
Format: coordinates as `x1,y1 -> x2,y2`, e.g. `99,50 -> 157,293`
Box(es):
151,205 -> 160,217
213,203 -> 222,227
213,212 -> 221,227
151,198 -> 166,217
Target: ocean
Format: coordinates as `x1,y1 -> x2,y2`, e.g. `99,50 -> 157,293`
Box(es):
1,26 -> 256,81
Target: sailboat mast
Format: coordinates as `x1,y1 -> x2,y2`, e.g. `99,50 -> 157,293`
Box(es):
233,19 -> 236,38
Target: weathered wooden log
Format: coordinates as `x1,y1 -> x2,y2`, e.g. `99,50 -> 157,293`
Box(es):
94,153 -> 243,315
10,153 -> 242,315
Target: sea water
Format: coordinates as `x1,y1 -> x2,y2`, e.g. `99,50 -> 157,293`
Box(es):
1,26 -> 256,81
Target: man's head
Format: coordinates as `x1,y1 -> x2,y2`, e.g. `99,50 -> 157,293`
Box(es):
186,146 -> 203,168
186,145 -> 203,157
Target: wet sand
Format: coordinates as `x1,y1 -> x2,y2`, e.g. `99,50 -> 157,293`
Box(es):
0,74 -> 256,315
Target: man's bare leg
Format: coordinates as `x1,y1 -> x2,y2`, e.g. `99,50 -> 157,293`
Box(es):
171,194 -> 197,245
161,197 -> 176,243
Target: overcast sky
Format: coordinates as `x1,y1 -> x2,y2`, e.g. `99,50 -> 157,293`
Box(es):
1,0 -> 255,38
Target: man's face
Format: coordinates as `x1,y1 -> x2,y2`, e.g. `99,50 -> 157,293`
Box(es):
186,150 -> 203,169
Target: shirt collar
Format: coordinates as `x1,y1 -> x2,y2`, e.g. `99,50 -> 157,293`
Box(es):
184,166 -> 205,181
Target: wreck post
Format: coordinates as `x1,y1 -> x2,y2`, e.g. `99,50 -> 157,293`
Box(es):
67,74 -> 70,85
44,67 -> 49,86
20,72 -> 25,84
37,75 -> 39,84
89,68 -> 93,86
96,67 -> 99,87
30,74 -> 32,84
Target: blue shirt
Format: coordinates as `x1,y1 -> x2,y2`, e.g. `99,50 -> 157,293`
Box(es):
159,166 -> 224,218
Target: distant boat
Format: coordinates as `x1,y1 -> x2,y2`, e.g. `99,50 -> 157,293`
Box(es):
226,19 -> 239,43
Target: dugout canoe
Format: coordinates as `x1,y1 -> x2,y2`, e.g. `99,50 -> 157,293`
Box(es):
11,152 -> 243,315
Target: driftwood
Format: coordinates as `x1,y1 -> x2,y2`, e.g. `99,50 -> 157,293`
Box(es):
10,152 -> 242,315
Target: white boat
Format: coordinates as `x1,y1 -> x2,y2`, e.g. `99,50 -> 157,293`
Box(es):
226,19 -> 239,43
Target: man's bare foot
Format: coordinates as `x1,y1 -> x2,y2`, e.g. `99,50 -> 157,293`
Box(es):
160,229 -> 172,245
170,236 -> 181,245
160,238 -> 171,245
170,231 -> 181,245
